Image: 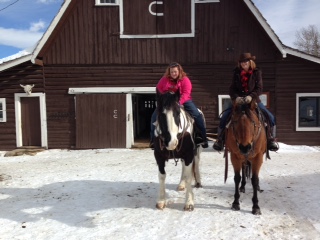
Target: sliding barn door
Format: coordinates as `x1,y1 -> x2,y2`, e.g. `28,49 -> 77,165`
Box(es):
76,94 -> 126,149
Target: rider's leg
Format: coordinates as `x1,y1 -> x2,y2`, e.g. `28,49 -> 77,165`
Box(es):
183,101 -> 208,148
213,107 -> 232,151
258,103 -> 279,151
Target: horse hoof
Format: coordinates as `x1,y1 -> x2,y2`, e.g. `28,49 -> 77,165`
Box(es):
184,205 -> 194,211
156,203 -> 166,210
177,185 -> 185,191
194,183 -> 203,188
252,208 -> 261,215
231,204 -> 240,211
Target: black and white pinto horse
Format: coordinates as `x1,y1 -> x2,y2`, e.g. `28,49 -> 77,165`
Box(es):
153,90 -> 203,211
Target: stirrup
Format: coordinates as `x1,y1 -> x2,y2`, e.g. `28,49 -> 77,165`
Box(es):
268,140 -> 279,151
213,140 -> 224,151
202,142 -> 208,148
195,136 -> 204,145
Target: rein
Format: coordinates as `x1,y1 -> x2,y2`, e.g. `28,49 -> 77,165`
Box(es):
230,109 -> 262,157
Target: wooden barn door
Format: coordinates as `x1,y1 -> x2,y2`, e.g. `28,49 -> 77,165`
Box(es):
76,94 -> 126,149
21,97 -> 41,146
122,0 -> 192,35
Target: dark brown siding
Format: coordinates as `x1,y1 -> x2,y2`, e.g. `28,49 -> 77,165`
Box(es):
0,62 -> 43,150
2,0 -> 320,150
40,0 -> 278,65
276,55 -> 320,145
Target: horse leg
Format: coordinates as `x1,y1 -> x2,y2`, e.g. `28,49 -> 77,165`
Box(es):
251,174 -> 261,215
232,171 -> 241,211
177,159 -> 186,191
193,147 -> 202,188
182,162 -> 195,211
251,155 -> 263,215
156,161 -> 167,210
239,165 -> 246,193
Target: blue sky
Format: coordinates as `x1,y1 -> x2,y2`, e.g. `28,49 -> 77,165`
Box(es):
1,0 -> 320,59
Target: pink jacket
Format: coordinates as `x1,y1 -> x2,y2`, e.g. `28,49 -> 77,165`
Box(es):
156,76 -> 192,105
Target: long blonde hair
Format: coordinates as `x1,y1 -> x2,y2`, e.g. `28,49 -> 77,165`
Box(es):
164,62 -> 187,80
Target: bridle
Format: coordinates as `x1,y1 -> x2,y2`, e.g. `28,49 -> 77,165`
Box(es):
156,106 -> 191,152
229,108 -> 263,157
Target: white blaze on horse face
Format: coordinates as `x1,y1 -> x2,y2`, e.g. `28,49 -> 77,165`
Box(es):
164,109 -> 179,150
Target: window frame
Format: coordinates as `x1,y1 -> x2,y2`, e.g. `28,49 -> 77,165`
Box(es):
218,95 -> 231,117
195,0 -> 220,3
296,93 -> 320,131
95,0 -> 119,6
0,98 -> 7,122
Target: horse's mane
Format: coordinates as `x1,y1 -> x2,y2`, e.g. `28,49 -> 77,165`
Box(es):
232,100 -> 257,121
156,89 -> 180,111
156,89 -> 181,133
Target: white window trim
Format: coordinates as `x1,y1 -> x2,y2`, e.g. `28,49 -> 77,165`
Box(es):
0,98 -> 7,122
196,0 -> 220,3
218,95 -> 231,117
296,93 -> 320,131
95,0 -> 119,6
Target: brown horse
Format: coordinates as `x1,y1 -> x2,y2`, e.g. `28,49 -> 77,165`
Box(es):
225,99 -> 267,215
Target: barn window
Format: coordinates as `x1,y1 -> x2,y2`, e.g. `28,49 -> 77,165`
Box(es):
296,93 -> 320,131
195,0 -> 220,3
0,98 -> 7,122
95,0 -> 118,5
218,95 -> 231,117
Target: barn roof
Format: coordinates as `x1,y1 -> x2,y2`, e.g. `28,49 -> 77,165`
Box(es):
1,0 -> 320,73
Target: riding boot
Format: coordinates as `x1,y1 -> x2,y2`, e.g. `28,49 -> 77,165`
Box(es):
194,114 -> 208,148
267,126 -> 279,151
213,127 -> 225,151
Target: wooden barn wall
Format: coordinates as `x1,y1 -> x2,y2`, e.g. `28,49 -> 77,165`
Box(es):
43,61 -> 279,149
275,55 -> 320,146
0,62 -> 44,150
40,0 -> 279,65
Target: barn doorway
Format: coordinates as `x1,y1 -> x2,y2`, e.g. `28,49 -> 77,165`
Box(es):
14,93 -> 48,148
132,93 -> 156,147
20,97 -> 41,146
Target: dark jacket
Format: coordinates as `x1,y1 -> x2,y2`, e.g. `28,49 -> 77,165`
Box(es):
229,67 -> 262,103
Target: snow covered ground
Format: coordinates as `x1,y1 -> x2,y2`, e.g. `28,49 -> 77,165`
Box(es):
0,142 -> 319,240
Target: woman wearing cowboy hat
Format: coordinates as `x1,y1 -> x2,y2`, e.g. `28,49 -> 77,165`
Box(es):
213,53 -> 279,152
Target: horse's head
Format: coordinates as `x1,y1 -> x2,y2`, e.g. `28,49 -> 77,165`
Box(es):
156,90 -> 181,150
230,99 -> 260,155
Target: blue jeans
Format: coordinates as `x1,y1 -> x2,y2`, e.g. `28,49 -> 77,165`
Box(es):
219,102 -> 275,129
150,100 -> 207,140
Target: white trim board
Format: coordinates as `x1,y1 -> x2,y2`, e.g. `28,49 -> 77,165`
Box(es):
68,87 -> 156,94
14,93 -> 48,148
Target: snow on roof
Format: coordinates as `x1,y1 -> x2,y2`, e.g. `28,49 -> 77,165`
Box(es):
0,49 -> 32,65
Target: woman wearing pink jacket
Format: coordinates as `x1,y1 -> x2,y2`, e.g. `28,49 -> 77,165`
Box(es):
150,62 -> 208,148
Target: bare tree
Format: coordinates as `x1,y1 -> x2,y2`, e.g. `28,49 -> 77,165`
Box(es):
293,25 -> 320,57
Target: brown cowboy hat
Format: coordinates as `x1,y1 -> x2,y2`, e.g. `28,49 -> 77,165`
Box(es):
238,53 -> 256,62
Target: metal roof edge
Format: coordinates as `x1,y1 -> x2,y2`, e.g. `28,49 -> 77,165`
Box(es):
244,0 -> 287,58
0,55 -> 32,73
284,47 -> 320,64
